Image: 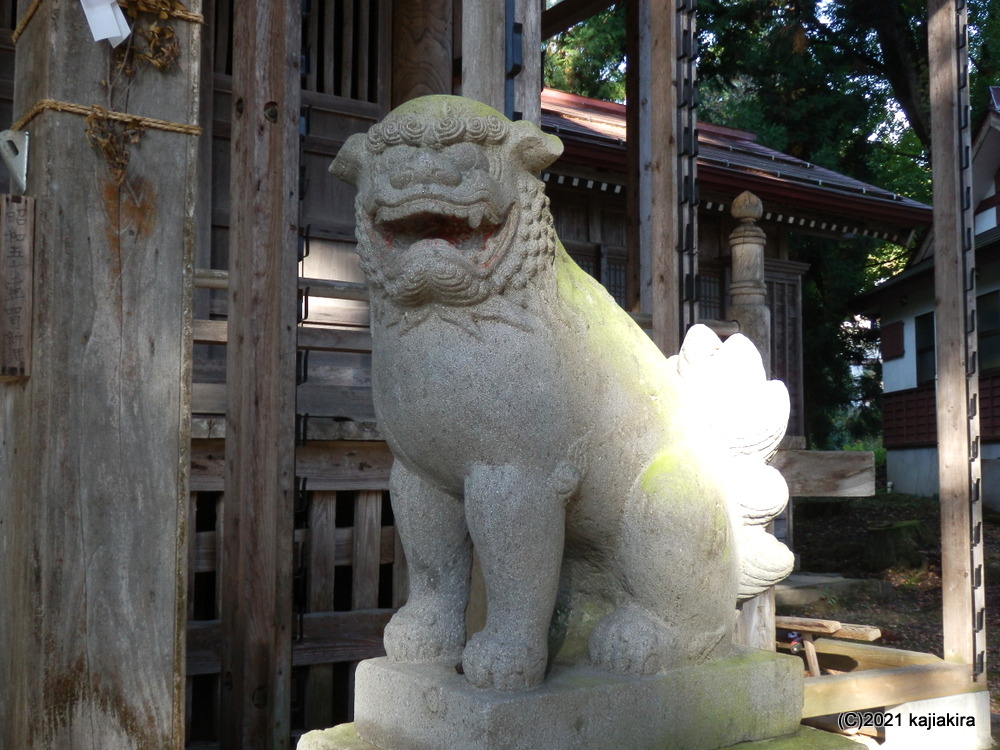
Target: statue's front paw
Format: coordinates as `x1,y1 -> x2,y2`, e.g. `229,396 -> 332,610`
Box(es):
462,630 -> 546,691
589,605 -> 676,675
383,600 -> 464,663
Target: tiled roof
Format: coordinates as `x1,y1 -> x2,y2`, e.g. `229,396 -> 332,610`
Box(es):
540,88 -> 932,242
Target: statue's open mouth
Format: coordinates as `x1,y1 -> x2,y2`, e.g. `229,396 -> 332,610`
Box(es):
372,193 -> 514,267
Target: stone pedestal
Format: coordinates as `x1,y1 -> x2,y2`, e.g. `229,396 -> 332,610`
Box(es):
299,650 -> 804,750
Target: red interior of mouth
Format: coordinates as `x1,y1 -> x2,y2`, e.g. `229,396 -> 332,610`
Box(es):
379,210 -> 497,256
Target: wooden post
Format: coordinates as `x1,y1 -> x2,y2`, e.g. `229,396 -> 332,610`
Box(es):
392,0 -> 454,105
461,0 -> 540,123
0,3 -> 201,747
629,0 -> 680,355
515,0 -> 541,126
219,2 -> 300,747
928,0 -> 986,678
461,1 -> 504,111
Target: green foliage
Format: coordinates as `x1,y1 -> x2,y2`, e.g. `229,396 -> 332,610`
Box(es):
541,0 -> 998,448
543,3 -> 626,103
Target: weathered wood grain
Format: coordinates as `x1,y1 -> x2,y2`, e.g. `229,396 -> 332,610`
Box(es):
187,610 -> 393,676
632,0 -> 679,355
929,0 -> 984,677
774,616 -> 843,635
219,2 -> 300,747
353,491 -> 383,609
461,0 -> 504,111
0,195 -> 33,379
192,440 -> 393,492
802,662 -> 981,718
305,491 -> 340,728
193,524 -> 397,574
771,449 -> 875,497
0,3 -> 201,747
392,0 -> 453,104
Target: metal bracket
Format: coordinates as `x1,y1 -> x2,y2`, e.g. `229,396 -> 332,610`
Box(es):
0,130 -> 28,192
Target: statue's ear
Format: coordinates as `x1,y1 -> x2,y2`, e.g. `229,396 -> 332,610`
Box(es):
509,121 -> 563,174
330,132 -> 368,185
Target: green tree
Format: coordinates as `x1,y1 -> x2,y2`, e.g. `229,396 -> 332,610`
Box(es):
542,0 -> 998,448
543,3 -> 627,102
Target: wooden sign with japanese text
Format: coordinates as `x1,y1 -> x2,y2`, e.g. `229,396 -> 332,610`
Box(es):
0,194 -> 33,380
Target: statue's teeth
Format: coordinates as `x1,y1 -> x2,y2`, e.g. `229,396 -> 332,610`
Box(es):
468,206 -> 483,230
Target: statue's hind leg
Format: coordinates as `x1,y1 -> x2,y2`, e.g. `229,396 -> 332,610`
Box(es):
382,461 -> 471,662
589,451 -> 738,674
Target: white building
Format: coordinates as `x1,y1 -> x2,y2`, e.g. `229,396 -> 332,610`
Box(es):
859,87 -> 1000,506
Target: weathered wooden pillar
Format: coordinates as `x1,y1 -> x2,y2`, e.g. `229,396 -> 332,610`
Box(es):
928,0 -> 986,678
392,0 -> 454,105
0,2 -> 202,747
628,0 -> 680,355
726,191 -> 771,373
219,2 -> 300,748
461,0 -> 541,124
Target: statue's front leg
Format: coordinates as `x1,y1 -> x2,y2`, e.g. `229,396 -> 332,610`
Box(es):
383,461 -> 471,662
462,464 -> 564,690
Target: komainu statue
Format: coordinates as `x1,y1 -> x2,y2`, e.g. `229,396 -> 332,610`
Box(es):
331,96 -> 793,692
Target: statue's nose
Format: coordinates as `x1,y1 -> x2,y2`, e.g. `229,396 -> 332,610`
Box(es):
390,150 -> 462,189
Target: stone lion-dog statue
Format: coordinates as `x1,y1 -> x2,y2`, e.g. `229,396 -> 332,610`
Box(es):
331,95 -> 793,691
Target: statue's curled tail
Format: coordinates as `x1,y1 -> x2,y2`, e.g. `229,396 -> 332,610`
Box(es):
676,324 -> 795,600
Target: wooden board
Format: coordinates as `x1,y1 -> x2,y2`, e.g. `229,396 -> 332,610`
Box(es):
771,449 -> 875,497
802,662 -> 981,718
809,639 -> 944,671
192,381 -> 377,421
191,440 -> 394,492
192,524 -> 397,574
187,610 -> 393,676
305,491 -> 340,728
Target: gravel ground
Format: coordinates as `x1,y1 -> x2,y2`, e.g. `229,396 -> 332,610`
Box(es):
783,492 -> 1000,711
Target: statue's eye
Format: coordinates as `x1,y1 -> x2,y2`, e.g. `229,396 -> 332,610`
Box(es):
443,143 -> 489,172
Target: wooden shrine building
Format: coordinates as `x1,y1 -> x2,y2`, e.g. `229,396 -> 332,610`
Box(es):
0,0 -> 987,748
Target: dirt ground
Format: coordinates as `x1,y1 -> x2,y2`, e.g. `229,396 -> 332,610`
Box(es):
783,492 -> 1000,712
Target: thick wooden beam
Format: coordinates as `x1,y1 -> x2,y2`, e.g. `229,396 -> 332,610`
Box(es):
220,1 -> 300,748
0,4 -> 201,748
802,662 -> 981,718
928,0 -> 985,678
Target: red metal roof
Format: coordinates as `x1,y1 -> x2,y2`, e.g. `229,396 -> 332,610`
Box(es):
540,88 -> 932,235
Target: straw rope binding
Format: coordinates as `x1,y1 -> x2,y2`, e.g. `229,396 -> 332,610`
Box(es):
11,99 -> 202,136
